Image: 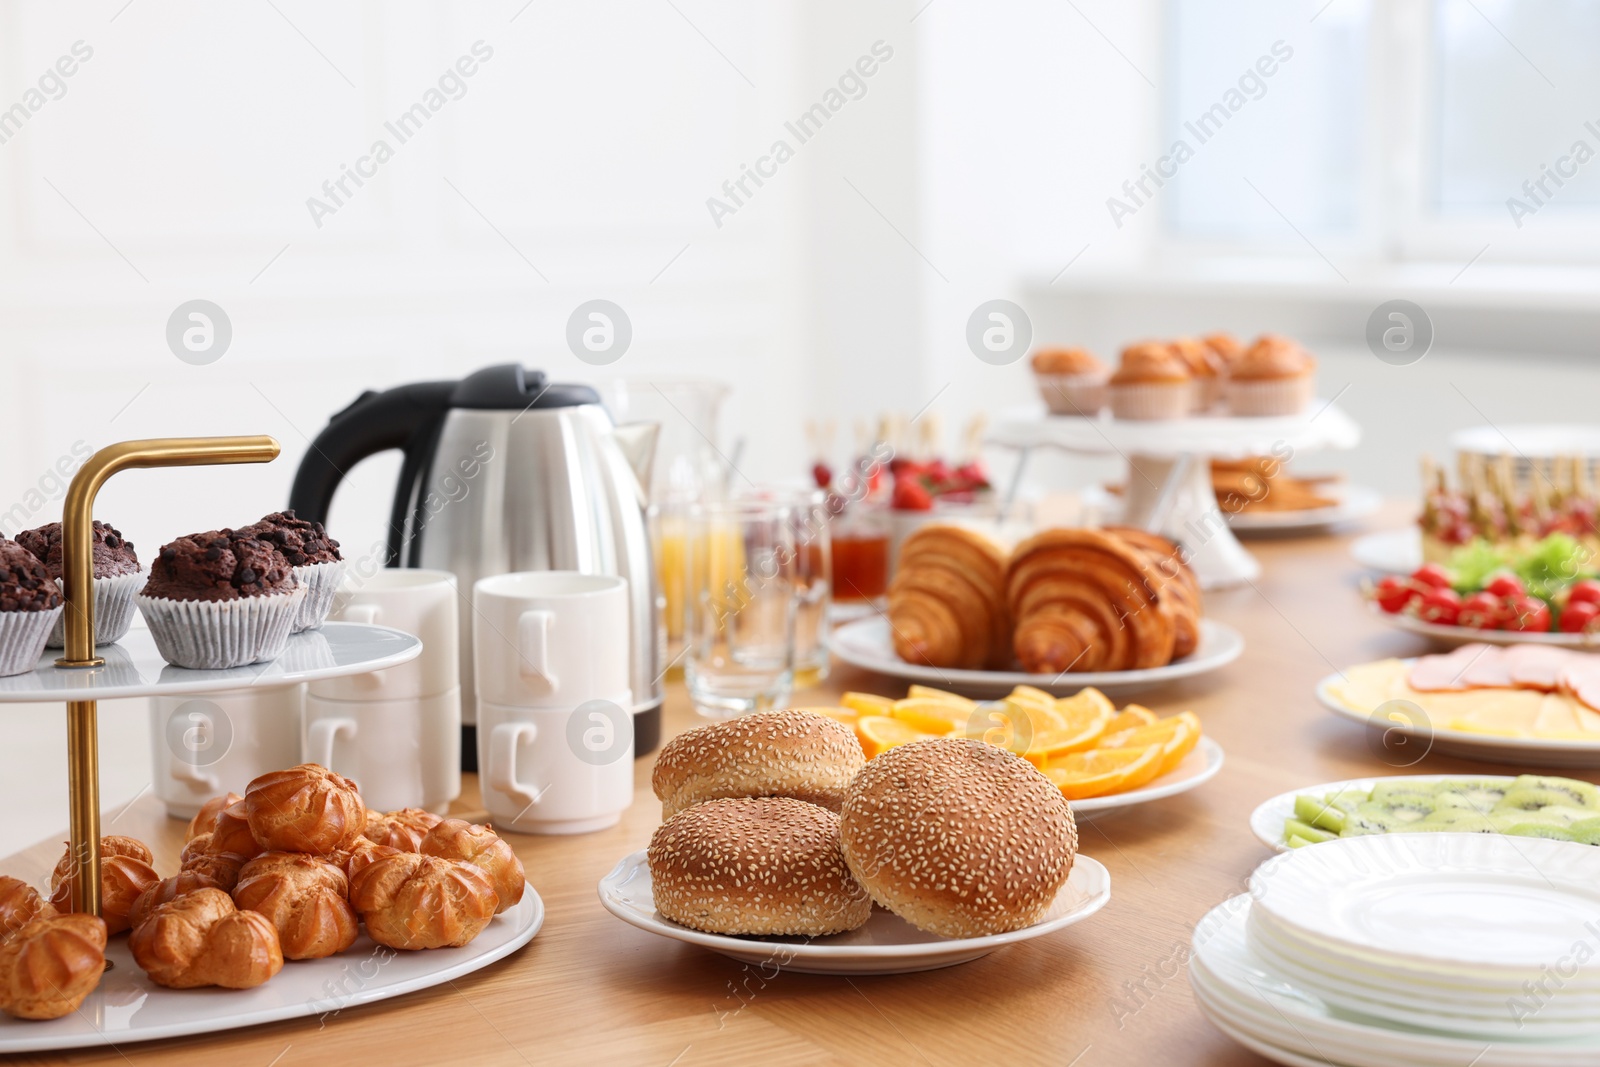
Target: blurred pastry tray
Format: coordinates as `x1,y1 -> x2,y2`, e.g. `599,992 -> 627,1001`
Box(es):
0,887 -> 542,1053
0,622 -> 422,702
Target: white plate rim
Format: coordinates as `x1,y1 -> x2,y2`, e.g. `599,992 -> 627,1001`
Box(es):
596,849 -> 1110,962
823,616 -> 1244,695
1367,601 -> 1600,649
1349,527 -> 1421,574
1071,736 -> 1225,813
1315,667 -> 1600,755
0,885 -> 544,1053
1248,772 -> 1518,852
1085,482 -> 1381,532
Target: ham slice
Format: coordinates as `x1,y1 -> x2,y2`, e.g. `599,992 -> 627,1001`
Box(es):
1562,664 -> 1600,713
1408,644 -> 1493,691
1461,646 -> 1517,690
1506,645 -> 1579,692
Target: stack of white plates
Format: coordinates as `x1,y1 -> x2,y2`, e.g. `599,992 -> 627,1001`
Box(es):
1190,834 -> 1600,1067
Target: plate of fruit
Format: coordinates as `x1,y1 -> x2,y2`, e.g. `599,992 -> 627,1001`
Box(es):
1250,773 -> 1600,851
804,684 -> 1223,812
1365,536 -> 1600,647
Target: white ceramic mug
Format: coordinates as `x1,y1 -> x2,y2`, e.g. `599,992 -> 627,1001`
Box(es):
303,689 -> 460,813
477,699 -> 633,834
150,685 -> 306,819
310,568 -> 459,701
472,572 -> 631,708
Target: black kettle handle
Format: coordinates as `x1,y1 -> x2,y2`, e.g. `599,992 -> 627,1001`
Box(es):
287,380 -> 457,546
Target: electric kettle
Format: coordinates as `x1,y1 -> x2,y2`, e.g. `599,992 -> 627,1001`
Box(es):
287,364 -> 663,763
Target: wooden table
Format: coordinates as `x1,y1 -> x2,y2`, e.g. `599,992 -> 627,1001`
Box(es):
9,504 -> 1571,1066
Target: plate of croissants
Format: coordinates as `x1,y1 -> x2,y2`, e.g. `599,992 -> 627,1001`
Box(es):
0,763 -> 542,1053
825,523 -> 1244,696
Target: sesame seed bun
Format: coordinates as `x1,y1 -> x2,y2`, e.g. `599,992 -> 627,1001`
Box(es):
652,710 -> 866,820
647,797 -> 871,936
839,738 -> 1077,939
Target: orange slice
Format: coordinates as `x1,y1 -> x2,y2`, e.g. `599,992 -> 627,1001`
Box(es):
1008,685 -> 1060,710
890,698 -> 971,736
1101,712 -> 1201,775
1021,706 -> 1113,766
1104,704 -> 1159,733
1044,744 -> 1165,800
1057,687 -> 1117,720
906,685 -> 975,710
841,692 -> 895,716
795,706 -> 859,726
857,716 -> 936,758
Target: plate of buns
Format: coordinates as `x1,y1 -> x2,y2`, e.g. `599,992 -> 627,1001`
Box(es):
824,524 -> 1242,696
598,711 -> 1111,974
0,764 -> 542,1053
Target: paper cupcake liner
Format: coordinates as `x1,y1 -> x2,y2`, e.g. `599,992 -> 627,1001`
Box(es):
46,571 -> 142,649
1109,380 -> 1194,421
1035,372 -> 1109,417
0,606 -> 63,677
292,559 -> 347,633
1226,375 -> 1314,417
137,586 -> 307,670
1191,375 -> 1224,413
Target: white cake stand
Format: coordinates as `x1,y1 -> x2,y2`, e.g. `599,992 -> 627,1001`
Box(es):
987,402 -> 1361,589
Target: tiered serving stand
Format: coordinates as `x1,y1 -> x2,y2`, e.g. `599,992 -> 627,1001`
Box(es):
988,403 -> 1361,589
0,438 -> 542,1053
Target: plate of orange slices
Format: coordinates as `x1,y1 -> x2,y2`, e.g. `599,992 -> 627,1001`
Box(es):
799,684 -> 1224,813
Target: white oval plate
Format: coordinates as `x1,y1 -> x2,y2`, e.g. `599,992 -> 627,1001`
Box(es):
1316,669 -> 1600,766
0,886 -> 543,1054
1084,483 -> 1381,535
1349,527 -> 1421,574
1249,773 -> 1516,852
1250,834 -> 1600,973
597,849 -> 1109,975
1072,736 -> 1224,814
823,616 -> 1243,697
1367,602 -> 1600,649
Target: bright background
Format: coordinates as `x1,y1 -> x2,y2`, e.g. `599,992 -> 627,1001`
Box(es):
2,0 -> 1599,848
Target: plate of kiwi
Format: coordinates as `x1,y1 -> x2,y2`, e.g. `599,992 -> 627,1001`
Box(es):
1250,773 -> 1600,851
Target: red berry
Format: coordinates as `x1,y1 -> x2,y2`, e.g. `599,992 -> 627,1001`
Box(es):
1567,580 -> 1600,609
891,477 -> 934,511
1418,588 -> 1463,627
1459,592 -> 1504,630
1374,576 -> 1416,614
1410,564 -> 1454,591
1560,600 -> 1600,634
1504,596 -> 1551,633
811,462 -> 833,490
1484,573 -> 1526,600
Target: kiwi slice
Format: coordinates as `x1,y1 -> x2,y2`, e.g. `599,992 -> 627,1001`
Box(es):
1286,834 -> 1320,849
1432,779 -> 1510,812
1362,794 -> 1436,824
1413,808 -> 1496,833
1499,776 -> 1600,813
1294,794 -> 1347,834
1369,781 -> 1437,806
1339,803 -> 1411,835
1283,818 -> 1336,845
1322,787 -> 1371,812
1502,822 -> 1578,843
1566,817 -> 1600,845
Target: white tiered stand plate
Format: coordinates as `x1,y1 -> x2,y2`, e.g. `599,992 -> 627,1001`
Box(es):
988,402 -> 1361,590
0,621 -> 546,1052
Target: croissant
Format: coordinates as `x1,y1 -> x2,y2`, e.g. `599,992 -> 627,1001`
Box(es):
363,808 -> 443,851
49,837 -> 161,936
129,869 -> 234,932
1103,526 -> 1201,659
231,853 -> 358,960
1006,529 -> 1176,673
186,792 -> 243,841
887,524 -> 1011,670
0,877 -> 56,940
348,853 -> 497,950
243,764 -> 366,854
128,888 -> 282,989
0,914 -> 106,1020
419,819 -> 526,914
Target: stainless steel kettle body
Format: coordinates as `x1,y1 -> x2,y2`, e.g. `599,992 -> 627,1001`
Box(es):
288,365 -> 663,763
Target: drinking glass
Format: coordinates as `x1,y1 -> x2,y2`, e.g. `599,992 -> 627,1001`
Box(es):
788,489 -> 831,688
684,499 -> 798,718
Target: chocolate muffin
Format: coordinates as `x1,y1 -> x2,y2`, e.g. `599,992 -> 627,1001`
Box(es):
143,531 -> 295,602
16,521 -> 139,580
0,541 -> 64,613
239,511 -> 341,567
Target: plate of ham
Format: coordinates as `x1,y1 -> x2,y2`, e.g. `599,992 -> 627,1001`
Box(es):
1318,643 -> 1600,766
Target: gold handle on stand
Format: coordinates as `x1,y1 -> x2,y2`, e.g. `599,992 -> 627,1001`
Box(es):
55,436 -> 280,916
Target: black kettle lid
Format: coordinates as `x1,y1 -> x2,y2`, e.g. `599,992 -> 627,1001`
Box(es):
450,365 -> 599,410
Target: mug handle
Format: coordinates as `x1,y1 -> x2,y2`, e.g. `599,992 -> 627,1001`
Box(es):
517,610 -> 557,687
488,723 -> 539,806
341,604 -> 380,625
165,707 -> 221,792
306,717 -> 358,769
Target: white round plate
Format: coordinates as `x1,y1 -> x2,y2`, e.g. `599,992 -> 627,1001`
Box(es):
1071,736 -> 1224,813
1316,669 -> 1600,766
0,622 -> 422,702
823,616 -> 1243,698
987,401 -> 1361,460
1367,602 -> 1600,649
1084,483 -> 1380,535
1451,423 -> 1600,460
597,849 -> 1110,975
1249,773 -> 1516,852
1190,898 -> 1600,1067
1350,527 -> 1421,574
1250,834 -> 1600,973
0,886 -> 543,1054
